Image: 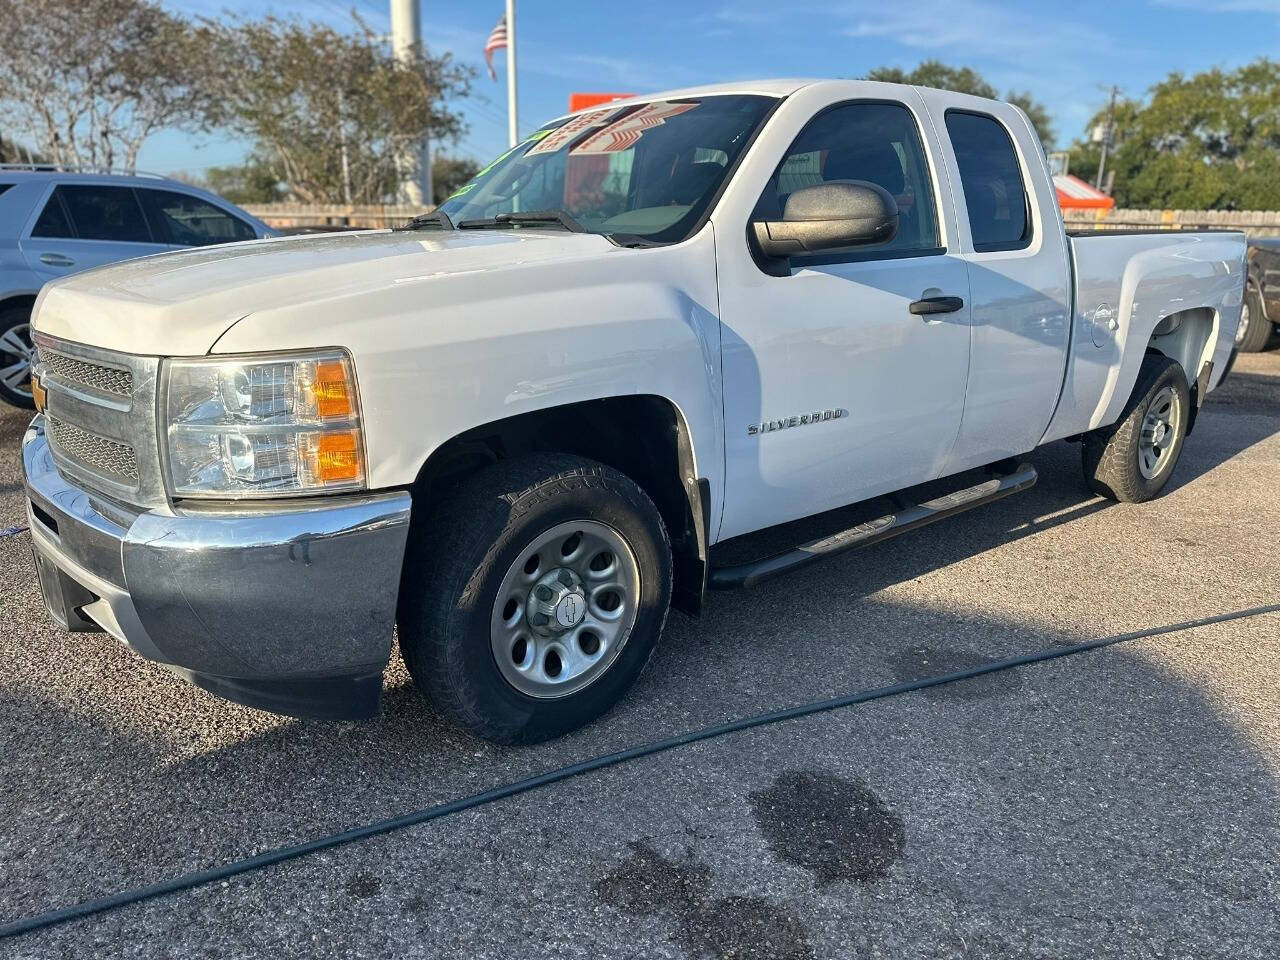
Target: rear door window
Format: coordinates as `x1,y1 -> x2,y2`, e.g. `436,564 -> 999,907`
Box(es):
141,190 -> 257,246
37,185 -> 153,243
944,111 -> 1031,252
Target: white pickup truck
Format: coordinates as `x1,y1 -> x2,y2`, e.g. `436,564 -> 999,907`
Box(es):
22,80 -> 1244,743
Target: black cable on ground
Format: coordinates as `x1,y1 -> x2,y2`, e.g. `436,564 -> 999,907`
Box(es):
2,602 -> 1277,940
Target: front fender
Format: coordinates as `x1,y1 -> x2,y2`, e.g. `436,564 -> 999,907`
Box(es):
213,226 -> 727,538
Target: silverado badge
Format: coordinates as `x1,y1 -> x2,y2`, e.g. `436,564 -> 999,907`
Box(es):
748,408 -> 846,436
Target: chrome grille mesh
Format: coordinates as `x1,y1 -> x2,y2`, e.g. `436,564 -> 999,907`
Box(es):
41,349 -> 134,397
47,415 -> 140,481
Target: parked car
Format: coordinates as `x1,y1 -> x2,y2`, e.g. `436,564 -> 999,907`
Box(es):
0,166 -> 275,407
22,80 -> 1245,743
1240,237 -> 1280,352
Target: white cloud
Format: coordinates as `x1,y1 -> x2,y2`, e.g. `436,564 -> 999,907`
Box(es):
837,0 -> 1111,58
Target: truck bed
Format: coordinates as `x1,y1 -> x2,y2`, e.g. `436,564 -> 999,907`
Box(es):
1041,229 -> 1247,444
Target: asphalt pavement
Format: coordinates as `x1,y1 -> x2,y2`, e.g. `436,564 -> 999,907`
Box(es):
0,352 -> 1277,959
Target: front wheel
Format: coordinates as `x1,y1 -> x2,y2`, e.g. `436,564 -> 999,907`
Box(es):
398,454 -> 672,744
0,307 -> 36,409
1082,354 -> 1190,503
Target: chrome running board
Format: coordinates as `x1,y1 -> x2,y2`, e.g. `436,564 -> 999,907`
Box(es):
708,463 -> 1038,590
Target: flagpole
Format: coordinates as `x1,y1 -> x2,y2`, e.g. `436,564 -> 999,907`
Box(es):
505,0 -> 518,147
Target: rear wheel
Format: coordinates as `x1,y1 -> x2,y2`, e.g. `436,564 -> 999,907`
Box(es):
1082,354 -> 1190,503
0,308 -> 35,409
398,454 -> 672,744
1236,283 -> 1273,353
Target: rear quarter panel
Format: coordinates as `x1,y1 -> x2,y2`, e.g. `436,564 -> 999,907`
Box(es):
1043,231 -> 1246,442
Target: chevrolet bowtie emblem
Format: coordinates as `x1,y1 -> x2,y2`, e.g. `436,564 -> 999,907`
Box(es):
30,371 -> 47,415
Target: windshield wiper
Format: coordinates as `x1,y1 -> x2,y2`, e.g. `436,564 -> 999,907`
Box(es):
456,210 -> 587,233
396,209 -> 455,231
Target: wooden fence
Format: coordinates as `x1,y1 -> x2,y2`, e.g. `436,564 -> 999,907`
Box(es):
244,203 -> 1280,239
1062,208 -> 1280,237
244,203 -> 432,230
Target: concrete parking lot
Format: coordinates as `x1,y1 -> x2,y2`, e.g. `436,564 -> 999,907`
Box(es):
1,353 -> 1277,960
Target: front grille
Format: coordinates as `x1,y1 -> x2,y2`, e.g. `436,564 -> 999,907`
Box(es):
46,415 -> 140,481
35,334 -> 163,506
40,349 -> 134,397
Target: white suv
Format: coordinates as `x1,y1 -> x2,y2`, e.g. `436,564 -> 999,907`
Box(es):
0,166 -> 275,407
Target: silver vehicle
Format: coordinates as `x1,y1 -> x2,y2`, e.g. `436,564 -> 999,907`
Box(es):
0,165 -> 275,407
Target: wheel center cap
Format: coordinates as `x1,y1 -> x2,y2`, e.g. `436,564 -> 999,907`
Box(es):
528,568 -> 586,634
555,594 -> 585,628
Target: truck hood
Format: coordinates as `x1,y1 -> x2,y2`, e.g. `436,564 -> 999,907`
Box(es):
33,229 -> 619,356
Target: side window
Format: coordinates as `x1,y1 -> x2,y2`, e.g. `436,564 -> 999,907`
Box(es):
758,101 -> 940,258
55,186 -> 152,243
30,191 -> 75,239
143,190 -> 257,246
944,111 -> 1030,252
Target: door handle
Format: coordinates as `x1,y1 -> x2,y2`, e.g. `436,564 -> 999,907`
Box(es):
909,296 -> 965,316
39,253 -> 75,267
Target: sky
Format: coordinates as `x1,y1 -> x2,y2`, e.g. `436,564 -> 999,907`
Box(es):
143,0 -> 1280,176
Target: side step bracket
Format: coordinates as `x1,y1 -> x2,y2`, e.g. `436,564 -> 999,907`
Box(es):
708,463 -> 1038,590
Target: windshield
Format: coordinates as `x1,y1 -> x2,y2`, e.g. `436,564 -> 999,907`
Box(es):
436,95 -> 775,244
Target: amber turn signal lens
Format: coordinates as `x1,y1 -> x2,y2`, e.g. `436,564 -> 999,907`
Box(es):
305,429 -> 362,485
313,360 -> 355,420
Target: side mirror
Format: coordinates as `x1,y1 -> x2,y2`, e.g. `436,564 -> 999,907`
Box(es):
751,180 -> 899,259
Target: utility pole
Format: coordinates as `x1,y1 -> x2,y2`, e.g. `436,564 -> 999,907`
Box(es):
1095,85 -> 1118,192
506,0 -> 519,148
391,0 -> 431,206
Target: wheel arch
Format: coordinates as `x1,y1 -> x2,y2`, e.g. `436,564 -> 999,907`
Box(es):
409,394 -> 710,616
1145,305 -> 1216,434
0,292 -> 39,317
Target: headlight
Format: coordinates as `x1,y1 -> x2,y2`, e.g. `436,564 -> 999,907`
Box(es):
163,350 -> 365,498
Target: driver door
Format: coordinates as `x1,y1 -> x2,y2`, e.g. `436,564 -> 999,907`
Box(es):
716,98 -> 973,541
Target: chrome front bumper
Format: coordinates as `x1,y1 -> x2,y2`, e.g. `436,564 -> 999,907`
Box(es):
22,416 -> 412,719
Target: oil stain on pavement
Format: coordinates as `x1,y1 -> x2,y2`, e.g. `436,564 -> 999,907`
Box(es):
596,769 -> 906,958
597,841 -> 814,960
749,770 -> 905,886
345,870 -> 383,899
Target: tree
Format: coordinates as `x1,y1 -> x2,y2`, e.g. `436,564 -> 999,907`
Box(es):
197,14 -> 472,205
866,60 -> 1056,147
0,136 -> 46,164
1069,59 -> 1280,209
0,0 -> 212,172
201,157 -> 287,205
431,155 -> 480,205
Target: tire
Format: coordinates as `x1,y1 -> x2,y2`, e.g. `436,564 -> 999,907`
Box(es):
397,453 -> 672,744
1082,353 -> 1191,503
1236,282 -> 1273,353
0,307 -> 36,409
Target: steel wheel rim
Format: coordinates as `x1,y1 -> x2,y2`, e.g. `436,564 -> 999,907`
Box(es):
0,322 -> 33,399
1138,384 -> 1181,480
1236,298 -> 1250,346
490,519 -> 641,699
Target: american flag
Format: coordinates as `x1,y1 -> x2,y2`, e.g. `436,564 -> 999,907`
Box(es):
484,14 -> 507,81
